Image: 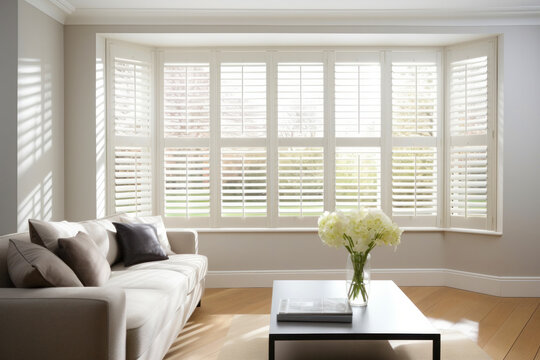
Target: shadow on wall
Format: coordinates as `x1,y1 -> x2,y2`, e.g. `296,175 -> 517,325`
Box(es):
96,56 -> 106,218
17,58 -> 53,231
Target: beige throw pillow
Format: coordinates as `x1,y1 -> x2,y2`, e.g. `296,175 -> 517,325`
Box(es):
7,239 -> 83,288
120,215 -> 173,255
57,232 -> 111,286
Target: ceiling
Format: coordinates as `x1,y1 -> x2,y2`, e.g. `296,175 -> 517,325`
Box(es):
105,33 -> 493,48
26,0 -> 540,25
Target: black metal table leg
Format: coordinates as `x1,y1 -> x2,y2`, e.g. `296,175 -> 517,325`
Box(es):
268,336 -> 275,360
433,334 -> 441,360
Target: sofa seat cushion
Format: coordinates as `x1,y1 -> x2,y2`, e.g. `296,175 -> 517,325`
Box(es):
112,254 -> 207,294
105,269 -> 188,310
123,288 -> 179,360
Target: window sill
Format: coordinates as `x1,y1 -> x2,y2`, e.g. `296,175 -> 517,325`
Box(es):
169,227 -> 502,236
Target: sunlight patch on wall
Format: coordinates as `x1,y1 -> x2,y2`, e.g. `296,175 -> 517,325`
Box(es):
96,55 -> 106,218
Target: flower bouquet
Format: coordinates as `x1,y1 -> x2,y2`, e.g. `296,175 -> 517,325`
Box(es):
318,209 -> 402,306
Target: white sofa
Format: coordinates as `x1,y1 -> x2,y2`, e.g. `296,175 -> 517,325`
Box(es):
0,226 -> 207,360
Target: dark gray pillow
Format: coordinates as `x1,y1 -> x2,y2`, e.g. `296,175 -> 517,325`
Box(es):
112,222 -> 168,266
57,232 -> 111,286
7,239 -> 83,288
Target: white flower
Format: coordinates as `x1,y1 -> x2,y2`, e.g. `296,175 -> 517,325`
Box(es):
318,208 -> 402,254
318,211 -> 347,248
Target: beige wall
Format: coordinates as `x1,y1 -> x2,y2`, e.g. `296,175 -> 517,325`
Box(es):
63,24 -> 540,277
16,0 -> 65,231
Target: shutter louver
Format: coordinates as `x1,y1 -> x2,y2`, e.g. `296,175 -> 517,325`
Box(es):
164,148 -> 210,218
221,148 -> 267,217
392,147 -> 437,216
450,146 -> 488,217
221,63 -> 266,138
113,58 -> 151,137
335,63 -> 381,137
114,146 -> 152,215
392,63 -> 437,137
278,64 -> 324,137
163,63 -> 210,138
336,148 -> 381,211
278,147 -> 324,216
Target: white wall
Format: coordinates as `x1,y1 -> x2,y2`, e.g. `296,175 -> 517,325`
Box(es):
16,0 -> 64,231
0,0 -> 19,235
63,24 -> 540,280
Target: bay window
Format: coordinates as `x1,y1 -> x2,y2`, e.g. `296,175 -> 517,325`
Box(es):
106,38 -> 498,232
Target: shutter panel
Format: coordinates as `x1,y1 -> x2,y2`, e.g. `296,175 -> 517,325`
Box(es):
450,146 -> 488,217
392,63 -> 437,137
163,63 -> 210,138
278,64 -> 324,137
335,63 -> 381,137
336,147 -> 381,211
221,63 -> 266,138
449,56 -> 488,136
114,146 -> 152,215
164,148 -> 210,218
392,147 -> 437,216
278,147 -> 324,216
110,45 -> 154,216
221,148 -> 267,217
448,46 -> 493,229
113,58 -> 151,137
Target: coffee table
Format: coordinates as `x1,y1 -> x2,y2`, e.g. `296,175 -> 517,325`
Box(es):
269,280 -> 440,360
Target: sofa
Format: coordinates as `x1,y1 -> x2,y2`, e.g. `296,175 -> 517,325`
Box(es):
0,218 -> 208,360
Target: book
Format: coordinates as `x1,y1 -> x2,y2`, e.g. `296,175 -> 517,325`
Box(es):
277,298 -> 353,323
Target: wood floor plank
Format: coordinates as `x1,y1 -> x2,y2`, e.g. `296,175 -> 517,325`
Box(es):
483,302 -> 538,360
505,304 -> 540,360
164,286 -> 540,360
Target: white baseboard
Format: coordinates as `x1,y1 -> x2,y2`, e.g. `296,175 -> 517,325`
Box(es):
206,268 -> 540,297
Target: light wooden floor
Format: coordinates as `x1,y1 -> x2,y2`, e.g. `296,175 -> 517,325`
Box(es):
164,287 -> 540,360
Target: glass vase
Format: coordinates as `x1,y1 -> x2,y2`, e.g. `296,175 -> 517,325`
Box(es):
346,253 -> 371,306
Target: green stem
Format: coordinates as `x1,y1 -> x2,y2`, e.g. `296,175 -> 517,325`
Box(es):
345,235 -> 375,304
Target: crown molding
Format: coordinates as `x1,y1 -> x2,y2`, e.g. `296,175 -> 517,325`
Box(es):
25,0 -> 74,24
65,8 -> 540,26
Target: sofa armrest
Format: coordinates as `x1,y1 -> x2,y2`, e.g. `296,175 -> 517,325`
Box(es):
167,229 -> 199,254
0,287 -> 126,360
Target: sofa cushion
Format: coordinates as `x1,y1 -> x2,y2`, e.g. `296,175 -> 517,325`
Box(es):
119,215 -> 173,255
113,223 -> 168,266
28,215 -> 125,265
123,288 -> 178,360
57,232 -> 111,286
112,254 -> 207,294
7,239 -> 83,288
105,269 -> 188,309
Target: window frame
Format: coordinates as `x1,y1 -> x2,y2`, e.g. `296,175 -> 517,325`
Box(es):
105,40 -> 500,233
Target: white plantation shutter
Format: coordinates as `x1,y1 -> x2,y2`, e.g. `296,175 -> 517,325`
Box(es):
278,147 -> 324,217
221,148 -> 267,217
163,63 -> 210,138
336,148 -> 381,211
114,147 -> 152,215
447,40 -> 495,230
221,63 -> 266,137
392,62 -> 438,137
335,63 -> 381,137
392,147 -> 437,217
108,43 -> 154,216
450,146 -> 488,218
391,53 -> 440,226
113,58 -> 152,137
277,63 -> 324,137
164,148 -> 210,218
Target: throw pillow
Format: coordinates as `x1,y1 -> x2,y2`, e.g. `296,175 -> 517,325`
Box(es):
119,215 -> 173,255
112,222 -> 169,266
28,219 -> 84,253
57,232 -> 111,286
7,239 -> 83,288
